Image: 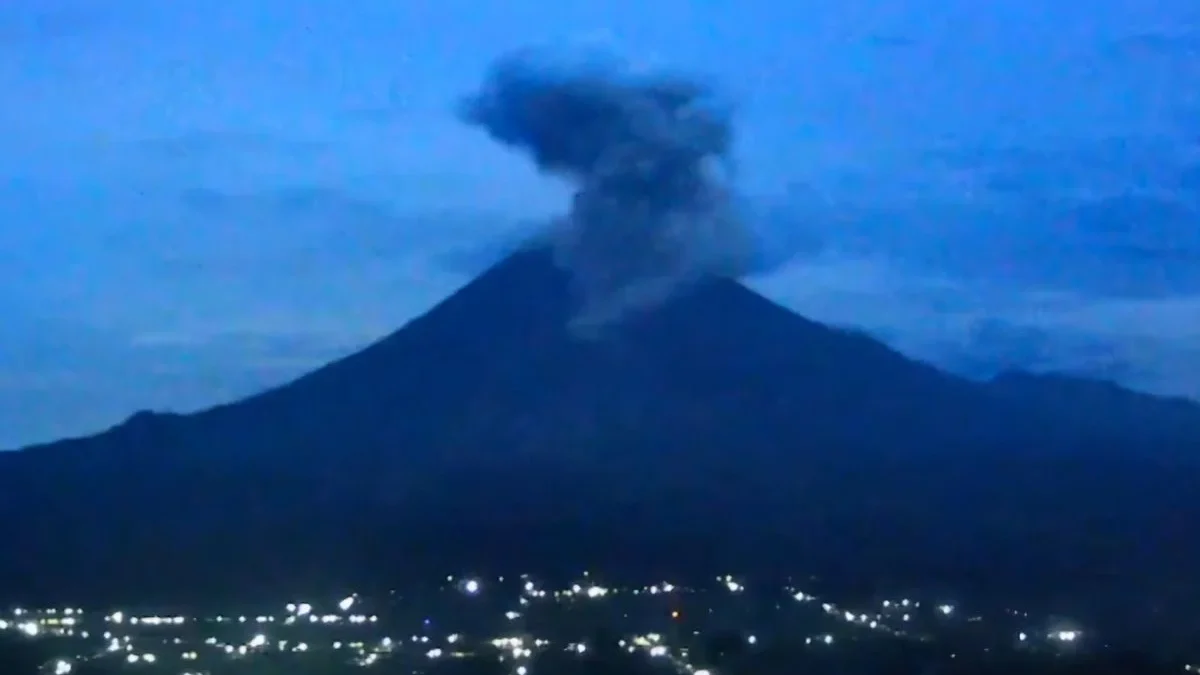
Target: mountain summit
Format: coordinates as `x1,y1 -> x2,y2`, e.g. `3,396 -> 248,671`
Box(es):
1,247 -> 1198,608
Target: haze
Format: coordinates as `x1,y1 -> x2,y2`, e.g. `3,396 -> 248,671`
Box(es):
1,0 -> 1197,448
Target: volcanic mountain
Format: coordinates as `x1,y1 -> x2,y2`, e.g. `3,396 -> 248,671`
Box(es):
1,247 -> 1198,609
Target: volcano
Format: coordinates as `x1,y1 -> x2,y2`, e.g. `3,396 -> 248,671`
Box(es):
1,247 -> 1198,607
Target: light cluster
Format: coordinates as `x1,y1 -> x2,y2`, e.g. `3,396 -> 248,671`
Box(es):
0,574 -> 1190,674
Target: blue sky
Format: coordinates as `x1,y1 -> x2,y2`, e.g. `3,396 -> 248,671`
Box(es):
2,0 -> 1197,448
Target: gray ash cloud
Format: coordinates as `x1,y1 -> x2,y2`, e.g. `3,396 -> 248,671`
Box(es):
459,48 -> 755,332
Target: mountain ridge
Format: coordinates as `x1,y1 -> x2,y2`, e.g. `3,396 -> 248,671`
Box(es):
0,247 -> 1198,611
11,246 -> 1200,457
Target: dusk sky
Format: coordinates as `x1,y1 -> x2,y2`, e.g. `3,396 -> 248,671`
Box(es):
2,0 -> 1197,448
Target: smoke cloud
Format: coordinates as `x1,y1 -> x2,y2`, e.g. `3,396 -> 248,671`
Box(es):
458,48 -> 755,332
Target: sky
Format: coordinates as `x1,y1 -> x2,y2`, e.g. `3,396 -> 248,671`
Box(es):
1,0 -> 1197,449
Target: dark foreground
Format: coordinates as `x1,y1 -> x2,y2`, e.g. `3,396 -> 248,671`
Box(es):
1,575 -> 1193,674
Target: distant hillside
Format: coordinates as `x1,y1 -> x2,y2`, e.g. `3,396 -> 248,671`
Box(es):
0,247 -> 1198,618
988,370 -> 1200,447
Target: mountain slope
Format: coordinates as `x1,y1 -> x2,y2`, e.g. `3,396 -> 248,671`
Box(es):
988,370 -> 1200,448
0,247 -> 1198,607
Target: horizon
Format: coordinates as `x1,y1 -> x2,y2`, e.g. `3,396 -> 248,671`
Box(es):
4,245 -> 1199,453
2,0 -> 1198,448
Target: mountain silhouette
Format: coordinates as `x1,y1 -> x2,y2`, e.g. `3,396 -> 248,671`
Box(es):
1,247 -> 1198,619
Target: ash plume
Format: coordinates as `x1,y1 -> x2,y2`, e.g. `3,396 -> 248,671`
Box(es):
458,48 -> 755,332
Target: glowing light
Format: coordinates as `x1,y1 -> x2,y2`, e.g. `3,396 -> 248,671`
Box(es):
0,579 -> 1112,674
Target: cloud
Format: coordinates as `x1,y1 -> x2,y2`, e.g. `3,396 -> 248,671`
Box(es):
799,135 -> 1200,297
0,309 -> 180,449
1066,194 -> 1199,260
426,190 -> 829,278
0,176 -> 496,448
12,125 -> 1197,451
0,153 -> 815,449
3,0 -> 1198,447
926,136 -> 1193,199
1019,295 -> 1200,398
0,281 -> 468,450
922,318 -> 1135,382
159,185 -> 543,289
743,131 -> 1200,400
752,253 -> 1200,400
0,325 -> 345,450
0,82 -> 554,446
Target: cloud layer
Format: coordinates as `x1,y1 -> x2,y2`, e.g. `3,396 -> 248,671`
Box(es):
1,0 -> 1197,447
